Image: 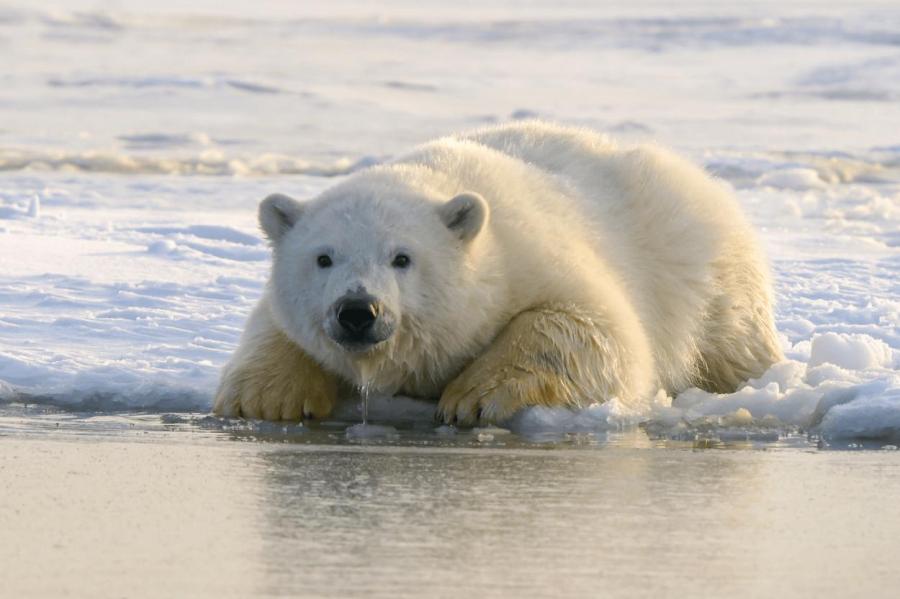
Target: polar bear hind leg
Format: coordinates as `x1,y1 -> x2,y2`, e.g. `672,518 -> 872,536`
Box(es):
693,260 -> 783,393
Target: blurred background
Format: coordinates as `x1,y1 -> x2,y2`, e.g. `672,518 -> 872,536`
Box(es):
3,0 -> 900,173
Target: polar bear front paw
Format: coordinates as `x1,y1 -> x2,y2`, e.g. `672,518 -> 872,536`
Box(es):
213,335 -> 338,421
214,369 -> 337,421
437,369 -> 546,426
436,304 -> 641,426
437,350 -> 581,426
214,362 -> 337,421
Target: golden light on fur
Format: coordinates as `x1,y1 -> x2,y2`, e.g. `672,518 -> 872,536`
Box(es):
214,121 -> 782,424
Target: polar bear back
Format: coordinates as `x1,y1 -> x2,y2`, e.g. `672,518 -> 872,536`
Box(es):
440,121 -> 777,393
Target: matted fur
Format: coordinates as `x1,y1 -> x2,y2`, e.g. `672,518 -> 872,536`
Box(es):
213,121 -> 782,423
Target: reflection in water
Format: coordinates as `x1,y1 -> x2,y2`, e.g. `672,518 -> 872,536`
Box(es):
2,412 -> 899,599
249,442 -> 900,598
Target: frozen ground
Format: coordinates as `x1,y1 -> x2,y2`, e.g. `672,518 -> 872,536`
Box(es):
0,0 -> 899,447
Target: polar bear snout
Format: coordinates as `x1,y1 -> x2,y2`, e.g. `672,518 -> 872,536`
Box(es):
329,292 -> 395,352
338,296 -> 379,334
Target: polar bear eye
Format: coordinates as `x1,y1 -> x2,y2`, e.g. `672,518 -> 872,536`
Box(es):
391,253 -> 411,269
316,255 -> 333,268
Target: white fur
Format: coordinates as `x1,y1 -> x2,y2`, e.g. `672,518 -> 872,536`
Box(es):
214,121 -> 782,422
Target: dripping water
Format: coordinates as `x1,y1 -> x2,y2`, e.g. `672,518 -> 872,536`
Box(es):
357,360 -> 375,425
345,362 -> 397,439
361,382 -> 371,425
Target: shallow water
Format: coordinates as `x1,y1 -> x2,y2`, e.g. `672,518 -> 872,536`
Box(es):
2,407 -> 898,599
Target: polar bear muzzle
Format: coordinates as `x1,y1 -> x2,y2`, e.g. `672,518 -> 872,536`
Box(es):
328,291 -> 395,353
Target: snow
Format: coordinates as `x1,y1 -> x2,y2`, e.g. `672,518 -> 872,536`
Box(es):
757,168 -> 826,190
1,0 -> 899,445
809,332 -> 894,370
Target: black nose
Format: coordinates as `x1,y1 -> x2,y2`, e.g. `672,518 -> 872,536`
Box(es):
337,298 -> 379,335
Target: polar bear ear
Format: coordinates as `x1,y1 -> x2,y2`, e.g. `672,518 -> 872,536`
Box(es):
439,192 -> 489,243
259,193 -> 305,242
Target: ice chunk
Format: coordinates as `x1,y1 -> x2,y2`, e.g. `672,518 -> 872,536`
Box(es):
816,385 -> 900,441
147,239 -> 178,255
345,423 -> 398,440
757,168 -> 826,190
504,399 -> 643,433
27,195 -> 40,218
809,332 -> 893,370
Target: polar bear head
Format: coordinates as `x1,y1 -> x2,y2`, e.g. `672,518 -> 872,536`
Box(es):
259,168 -> 492,392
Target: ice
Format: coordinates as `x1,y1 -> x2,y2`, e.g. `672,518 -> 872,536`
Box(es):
330,393 -> 436,424
505,398 -> 643,434
345,422 -> 399,440
27,195 -> 40,218
147,239 -> 178,255
0,148 -> 375,177
817,387 -> 900,442
0,0 -> 899,445
757,168 -> 826,190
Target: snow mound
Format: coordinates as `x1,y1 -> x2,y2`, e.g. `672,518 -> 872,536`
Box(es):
809,332 -> 894,370
0,148 -> 379,177
757,168 -> 826,190
498,333 -> 900,444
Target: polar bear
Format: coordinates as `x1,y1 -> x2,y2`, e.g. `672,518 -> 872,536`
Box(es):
214,121 -> 782,424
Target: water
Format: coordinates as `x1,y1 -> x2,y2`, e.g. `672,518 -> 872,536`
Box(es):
345,383 -> 400,439
344,370 -> 401,439
362,382 -> 370,424
2,411 -> 899,599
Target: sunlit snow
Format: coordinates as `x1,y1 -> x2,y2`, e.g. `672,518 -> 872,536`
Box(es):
0,0 -> 898,445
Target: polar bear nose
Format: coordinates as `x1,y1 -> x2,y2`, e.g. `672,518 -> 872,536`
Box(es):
337,297 -> 380,335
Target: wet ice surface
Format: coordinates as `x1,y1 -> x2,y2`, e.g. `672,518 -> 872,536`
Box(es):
1,1 -> 900,594
2,406 -> 900,599
345,422 -> 399,440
